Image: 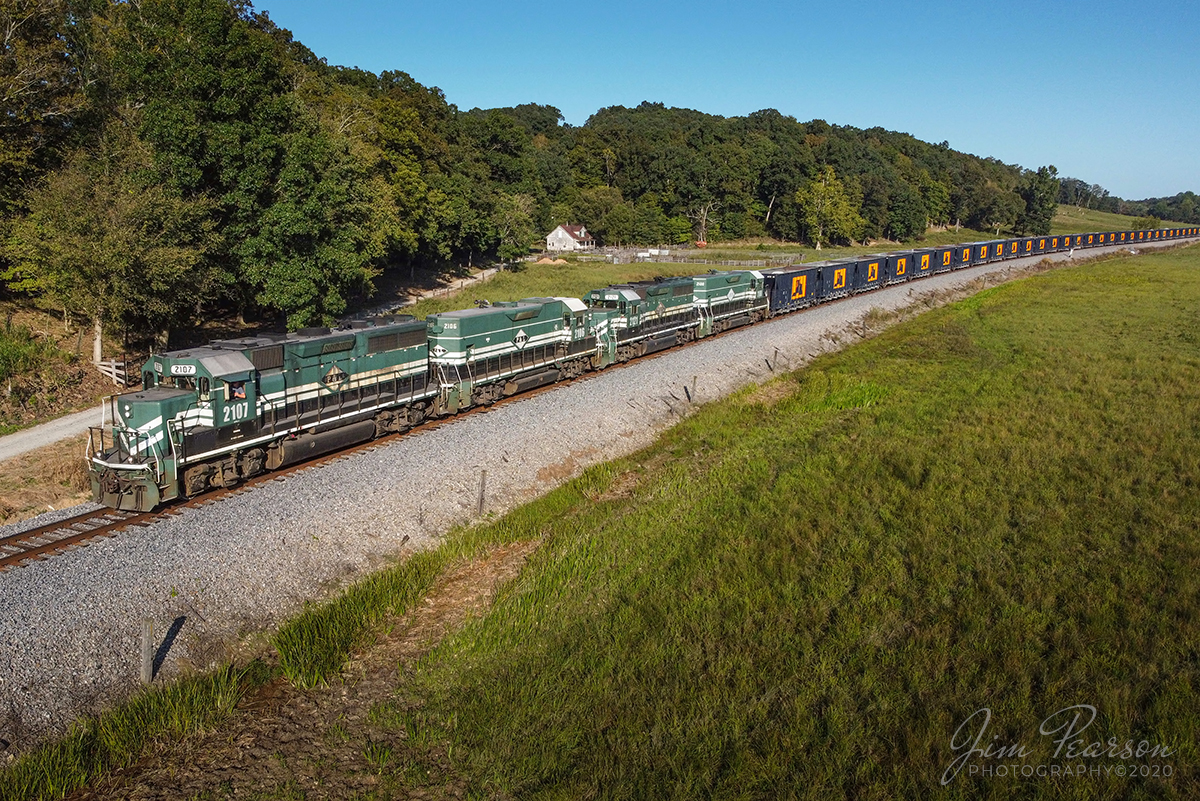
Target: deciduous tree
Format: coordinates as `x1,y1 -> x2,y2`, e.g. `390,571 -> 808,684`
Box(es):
794,166 -> 864,249
1014,165 -> 1059,236
0,0 -> 90,214
2,117 -> 217,356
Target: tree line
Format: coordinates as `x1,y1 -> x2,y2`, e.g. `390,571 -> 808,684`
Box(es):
0,0 -> 1138,348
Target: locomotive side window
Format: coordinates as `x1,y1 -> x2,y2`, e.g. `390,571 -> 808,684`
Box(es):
198,377 -> 210,401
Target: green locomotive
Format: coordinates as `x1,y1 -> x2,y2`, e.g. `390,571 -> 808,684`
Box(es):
425,297 -> 597,413
88,316 -> 432,511
88,271 -> 772,512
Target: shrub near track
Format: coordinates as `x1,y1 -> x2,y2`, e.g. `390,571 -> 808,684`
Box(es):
360,246 -> 1200,799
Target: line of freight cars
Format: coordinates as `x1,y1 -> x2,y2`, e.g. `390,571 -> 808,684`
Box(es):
87,226 -> 1199,511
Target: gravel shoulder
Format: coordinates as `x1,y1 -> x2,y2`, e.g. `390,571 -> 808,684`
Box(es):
0,242 -> 1190,755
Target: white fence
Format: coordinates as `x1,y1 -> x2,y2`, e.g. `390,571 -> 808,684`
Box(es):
94,359 -> 129,386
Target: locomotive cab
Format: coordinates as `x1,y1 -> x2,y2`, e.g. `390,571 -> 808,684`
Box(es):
88,349 -> 259,510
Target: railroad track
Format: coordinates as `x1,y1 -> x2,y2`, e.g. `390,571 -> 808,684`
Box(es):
0,509 -> 150,572
0,342 -> 659,576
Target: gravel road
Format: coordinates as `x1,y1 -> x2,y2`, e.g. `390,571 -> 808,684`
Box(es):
0,242 -> 1191,753
0,408 -> 106,463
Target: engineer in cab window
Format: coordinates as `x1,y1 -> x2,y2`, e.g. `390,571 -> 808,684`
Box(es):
231,381 -> 246,400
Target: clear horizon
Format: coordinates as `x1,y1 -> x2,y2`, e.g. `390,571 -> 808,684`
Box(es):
261,0 -> 1199,201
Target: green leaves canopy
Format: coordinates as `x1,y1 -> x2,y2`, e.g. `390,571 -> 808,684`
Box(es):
794,167 -> 865,249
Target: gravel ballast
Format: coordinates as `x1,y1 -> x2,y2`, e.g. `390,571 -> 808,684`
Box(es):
0,242 -> 1190,752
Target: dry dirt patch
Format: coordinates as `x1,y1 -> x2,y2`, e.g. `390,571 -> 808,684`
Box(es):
0,434 -> 92,524
535,446 -> 600,485
75,540 -> 540,801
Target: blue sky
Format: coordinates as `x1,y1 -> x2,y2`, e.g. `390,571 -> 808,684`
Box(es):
260,0 -> 1199,200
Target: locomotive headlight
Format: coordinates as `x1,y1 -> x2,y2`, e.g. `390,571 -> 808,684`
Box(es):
123,404 -> 131,418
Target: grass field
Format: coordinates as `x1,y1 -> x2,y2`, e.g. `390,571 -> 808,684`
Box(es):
690,226 -> 1001,263
398,261 -> 718,319
635,209 -> 1152,264
1051,206 -> 1148,234
400,219 -> 1105,320
283,245 -> 1200,798
5,244 -> 1198,800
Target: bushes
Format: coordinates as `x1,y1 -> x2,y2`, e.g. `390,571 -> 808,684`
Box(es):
0,324 -> 59,384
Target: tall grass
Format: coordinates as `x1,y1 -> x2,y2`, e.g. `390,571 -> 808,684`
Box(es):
402,261 -> 721,319
0,325 -> 61,384
7,246 -> 1198,799
1052,206 -> 1145,234
0,662 -> 271,801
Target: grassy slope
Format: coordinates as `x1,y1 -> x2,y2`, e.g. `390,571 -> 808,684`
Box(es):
375,245 -> 1200,799
1051,207 -> 1148,234
402,222 -> 1047,320
398,261 -> 729,319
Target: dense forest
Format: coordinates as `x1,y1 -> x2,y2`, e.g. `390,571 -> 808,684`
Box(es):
0,0 -> 1188,342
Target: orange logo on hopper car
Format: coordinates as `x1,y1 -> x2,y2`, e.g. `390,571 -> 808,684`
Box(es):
922,254 -> 931,270
791,275 -> 807,299
833,269 -> 846,289
868,263 -> 879,281
897,258 -> 907,275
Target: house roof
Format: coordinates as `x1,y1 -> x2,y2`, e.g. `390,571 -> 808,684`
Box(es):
556,224 -> 591,242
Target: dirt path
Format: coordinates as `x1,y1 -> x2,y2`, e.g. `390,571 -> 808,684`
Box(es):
76,540 -> 539,800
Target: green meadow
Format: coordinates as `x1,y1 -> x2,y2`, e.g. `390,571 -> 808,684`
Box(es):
5,245 -> 1198,800
1051,206 -> 1150,234
402,212 -> 1156,320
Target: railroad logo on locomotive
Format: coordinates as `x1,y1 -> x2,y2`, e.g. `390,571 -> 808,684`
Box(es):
514,329 -> 529,348
322,365 -> 349,387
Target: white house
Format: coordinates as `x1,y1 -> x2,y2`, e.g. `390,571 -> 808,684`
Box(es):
545,224 -> 595,252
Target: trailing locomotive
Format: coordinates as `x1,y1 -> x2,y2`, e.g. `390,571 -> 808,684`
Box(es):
88,226 -> 1199,511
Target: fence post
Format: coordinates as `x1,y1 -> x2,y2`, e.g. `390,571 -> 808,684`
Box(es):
477,469 -> 488,516
140,619 -> 154,684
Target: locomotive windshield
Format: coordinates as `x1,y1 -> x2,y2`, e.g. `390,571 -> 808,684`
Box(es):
160,375 -> 196,391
